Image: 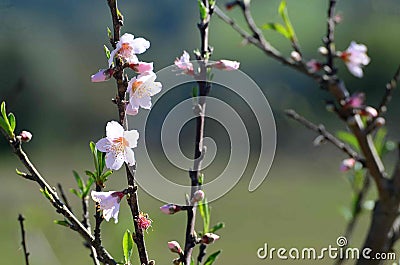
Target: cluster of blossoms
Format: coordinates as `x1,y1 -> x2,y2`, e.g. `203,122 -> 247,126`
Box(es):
174,50 -> 240,76
307,41 -> 370,78
89,33 -> 160,228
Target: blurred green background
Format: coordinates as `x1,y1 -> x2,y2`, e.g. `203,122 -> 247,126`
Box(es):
1,0 -> 400,264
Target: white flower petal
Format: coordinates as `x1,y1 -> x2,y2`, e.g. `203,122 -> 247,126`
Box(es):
347,63 -> 363,78
103,207 -> 115,222
126,103 -> 139,116
106,121 -> 124,139
108,49 -> 118,67
130,37 -> 150,54
129,96 -> 141,110
96,138 -> 111,152
125,148 -> 136,166
105,152 -> 125,170
138,95 -> 152,109
150,82 -> 162,96
124,130 -> 139,148
112,203 -> 121,223
120,33 -> 135,44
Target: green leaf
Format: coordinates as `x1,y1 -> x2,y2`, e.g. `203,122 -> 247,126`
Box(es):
85,170 -> 96,179
69,188 -> 82,198
15,168 -> 26,177
261,23 -> 290,38
54,220 -> 71,227
122,229 -> 134,264
336,131 -> 360,152
198,198 -> 210,233
209,222 -> 225,233
107,27 -> 112,40
198,173 -> 204,185
73,170 -> 84,191
104,45 -> 111,60
198,0 -> 208,21
97,150 -> 105,174
204,250 -> 222,265
82,177 -> 95,197
100,170 -> 113,182
40,188 -> 54,201
192,86 -> 199,98
1,102 -> 6,120
7,113 -> 16,131
278,0 -> 296,41
0,117 -> 8,132
374,127 -> 387,157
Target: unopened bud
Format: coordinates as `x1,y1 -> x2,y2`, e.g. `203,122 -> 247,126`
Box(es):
318,46 -> 328,55
362,106 -> 378,118
91,69 -> 113,82
375,117 -> 385,127
191,190 -> 205,204
160,204 -> 181,215
168,241 -> 183,254
290,51 -> 302,62
340,158 -> 356,172
201,233 -> 220,244
19,131 -> 32,142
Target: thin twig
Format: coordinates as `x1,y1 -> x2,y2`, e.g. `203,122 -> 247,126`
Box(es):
183,1 -> 213,264
378,65 -> 400,115
57,183 -> 73,212
0,131 -> 117,264
214,6 -> 322,83
285,109 -> 362,161
325,0 -> 337,76
18,214 -> 30,265
83,193 -> 100,265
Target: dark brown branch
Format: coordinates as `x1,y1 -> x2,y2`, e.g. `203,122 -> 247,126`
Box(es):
106,0 -> 149,263
284,109 -> 362,161
57,183 -> 73,212
214,6 -> 322,83
85,188 -> 100,265
197,243 -> 207,265
1,133 -> 117,264
183,1 -> 213,264
18,214 -> 30,265
378,65 -> 400,115
125,164 -> 149,265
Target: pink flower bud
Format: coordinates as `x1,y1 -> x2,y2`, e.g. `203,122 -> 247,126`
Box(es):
306,60 -> 322,73
19,131 -> 32,142
340,158 -> 356,172
136,212 -> 152,231
168,241 -> 182,254
344,93 -> 365,109
375,117 -> 385,127
201,233 -> 220,244
91,69 -> 113,82
160,204 -> 181,215
191,190 -> 205,203
130,62 -> 154,74
211,60 -> 240,71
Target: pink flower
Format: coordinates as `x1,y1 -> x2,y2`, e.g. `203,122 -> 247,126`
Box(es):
130,62 -> 154,74
174,51 -> 194,75
136,212 -> 152,231
306,59 -> 322,73
167,241 -> 182,254
96,121 -> 139,170
126,71 -> 162,115
211,60 -> 240,71
344,93 -> 365,109
160,204 -> 181,215
91,69 -> 113,82
108,33 -> 150,67
91,191 -> 125,223
191,190 -> 205,204
340,158 -> 356,172
19,131 -> 32,142
340,41 -> 370,78
201,233 -> 220,244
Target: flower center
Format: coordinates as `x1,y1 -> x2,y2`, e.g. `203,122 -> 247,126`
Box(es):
340,52 -> 351,62
111,137 -> 129,154
131,80 -> 152,98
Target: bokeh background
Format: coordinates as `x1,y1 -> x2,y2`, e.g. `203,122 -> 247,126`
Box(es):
1,0 -> 400,264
